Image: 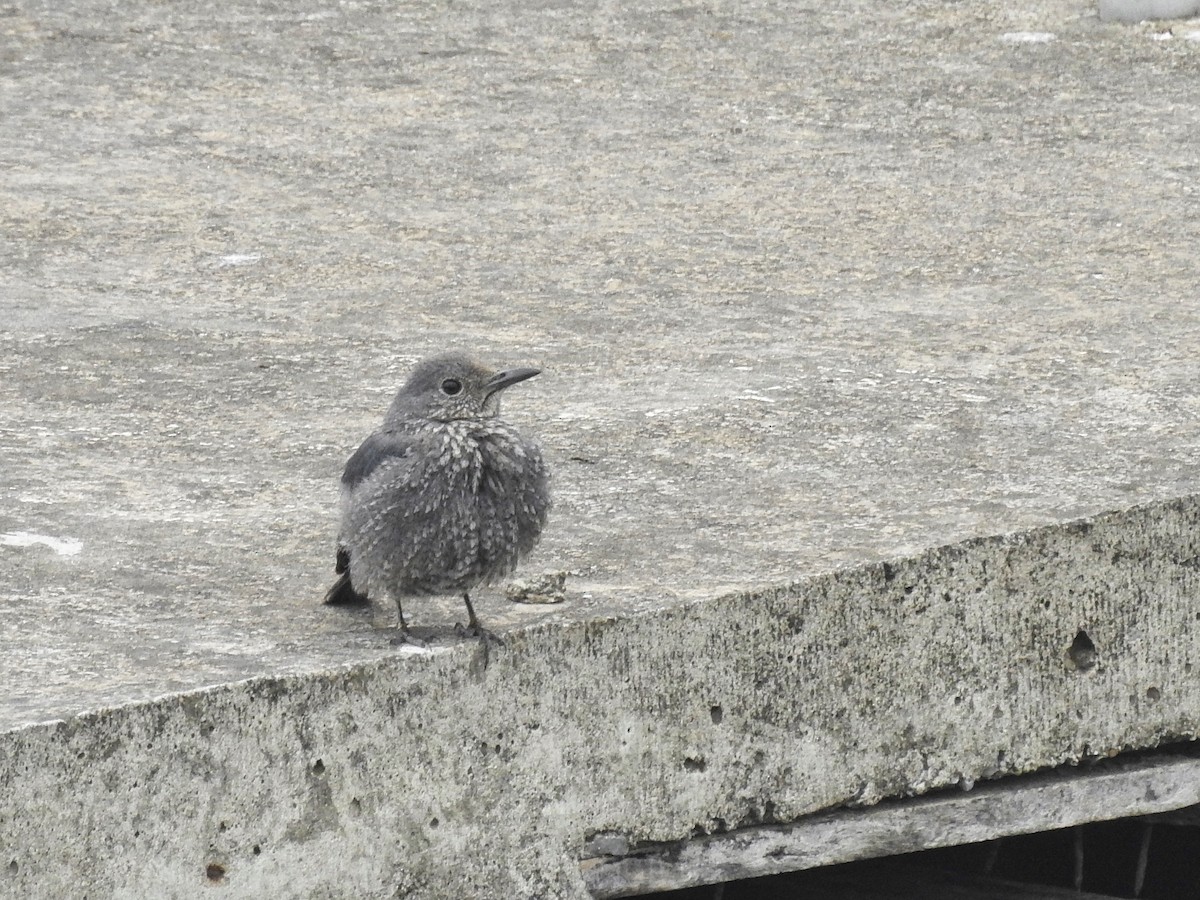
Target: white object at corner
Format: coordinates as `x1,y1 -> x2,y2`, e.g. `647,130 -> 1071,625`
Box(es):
1099,0 -> 1200,21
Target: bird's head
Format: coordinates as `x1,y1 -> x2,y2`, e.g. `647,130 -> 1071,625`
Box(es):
387,351 -> 541,423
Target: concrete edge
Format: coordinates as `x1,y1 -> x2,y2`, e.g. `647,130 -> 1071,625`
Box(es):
4,493 -> 1200,897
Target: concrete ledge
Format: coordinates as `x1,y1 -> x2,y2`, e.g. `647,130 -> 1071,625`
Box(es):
5,496 -> 1200,898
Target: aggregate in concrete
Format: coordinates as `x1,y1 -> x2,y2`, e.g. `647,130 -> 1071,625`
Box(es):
3,0 -> 1200,895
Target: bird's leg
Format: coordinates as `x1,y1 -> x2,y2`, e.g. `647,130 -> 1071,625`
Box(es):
463,591 -> 481,631
455,592 -> 503,645
388,595 -> 427,647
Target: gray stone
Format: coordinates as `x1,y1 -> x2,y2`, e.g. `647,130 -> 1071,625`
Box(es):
506,571 -> 569,605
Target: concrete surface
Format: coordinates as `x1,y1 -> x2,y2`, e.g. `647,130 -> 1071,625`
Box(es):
3,0 -> 1200,895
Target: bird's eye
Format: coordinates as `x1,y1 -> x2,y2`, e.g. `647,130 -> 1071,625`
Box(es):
441,378 -> 463,396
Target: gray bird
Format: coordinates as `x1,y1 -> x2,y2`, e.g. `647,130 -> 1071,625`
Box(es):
324,352 -> 551,643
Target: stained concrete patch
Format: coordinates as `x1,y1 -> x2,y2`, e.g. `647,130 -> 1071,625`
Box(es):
3,0 -> 1200,895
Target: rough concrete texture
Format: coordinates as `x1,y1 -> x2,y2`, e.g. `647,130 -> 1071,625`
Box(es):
3,0 -> 1200,895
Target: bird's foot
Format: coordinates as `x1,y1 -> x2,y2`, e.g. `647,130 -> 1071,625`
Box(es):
454,621 -> 505,646
389,628 -> 429,649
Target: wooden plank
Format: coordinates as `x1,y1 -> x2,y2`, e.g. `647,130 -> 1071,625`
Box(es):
1141,804 -> 1200,827
775,863 -> 1120,899
582,753 -> 1200,898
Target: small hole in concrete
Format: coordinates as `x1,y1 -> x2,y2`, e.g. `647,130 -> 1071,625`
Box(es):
683,756 -> 707,772
1147,686 -> 1162,702
312,759 -> 325,775
710,705 -> 723,725
252,845 -> 261,856
8,860 -> 17,875
1067,630 -> 1098,671
430,817 -> 440,829
218,822 -> 227,833
350,798 -> 362,815
205,863 -> 225,882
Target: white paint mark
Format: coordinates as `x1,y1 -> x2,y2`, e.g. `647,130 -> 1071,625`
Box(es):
396,643 -> 442,657
217,253 -> 262,267
0,531 -> 83,556
1186,30 -> 1200,41
1000,31 -> 1057,43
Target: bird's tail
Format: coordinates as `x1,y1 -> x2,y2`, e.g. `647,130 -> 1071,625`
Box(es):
323,571 -> 368,605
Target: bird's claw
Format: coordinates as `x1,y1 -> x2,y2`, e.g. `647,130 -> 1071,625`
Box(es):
389,629 -> 429,649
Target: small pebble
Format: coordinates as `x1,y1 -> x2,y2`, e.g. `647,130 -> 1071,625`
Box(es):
506,571 -> 568,604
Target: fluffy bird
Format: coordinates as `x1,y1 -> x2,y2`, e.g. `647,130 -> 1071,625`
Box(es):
324,352 -> 551,642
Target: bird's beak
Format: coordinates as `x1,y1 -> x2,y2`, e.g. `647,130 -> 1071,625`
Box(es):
484,366 -> 541,398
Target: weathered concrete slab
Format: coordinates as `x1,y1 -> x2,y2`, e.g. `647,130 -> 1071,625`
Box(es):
3,0 -> 1200,895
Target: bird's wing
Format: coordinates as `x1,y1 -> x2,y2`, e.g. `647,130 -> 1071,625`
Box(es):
340,429 -> 418,490
327,430 -> 422,599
